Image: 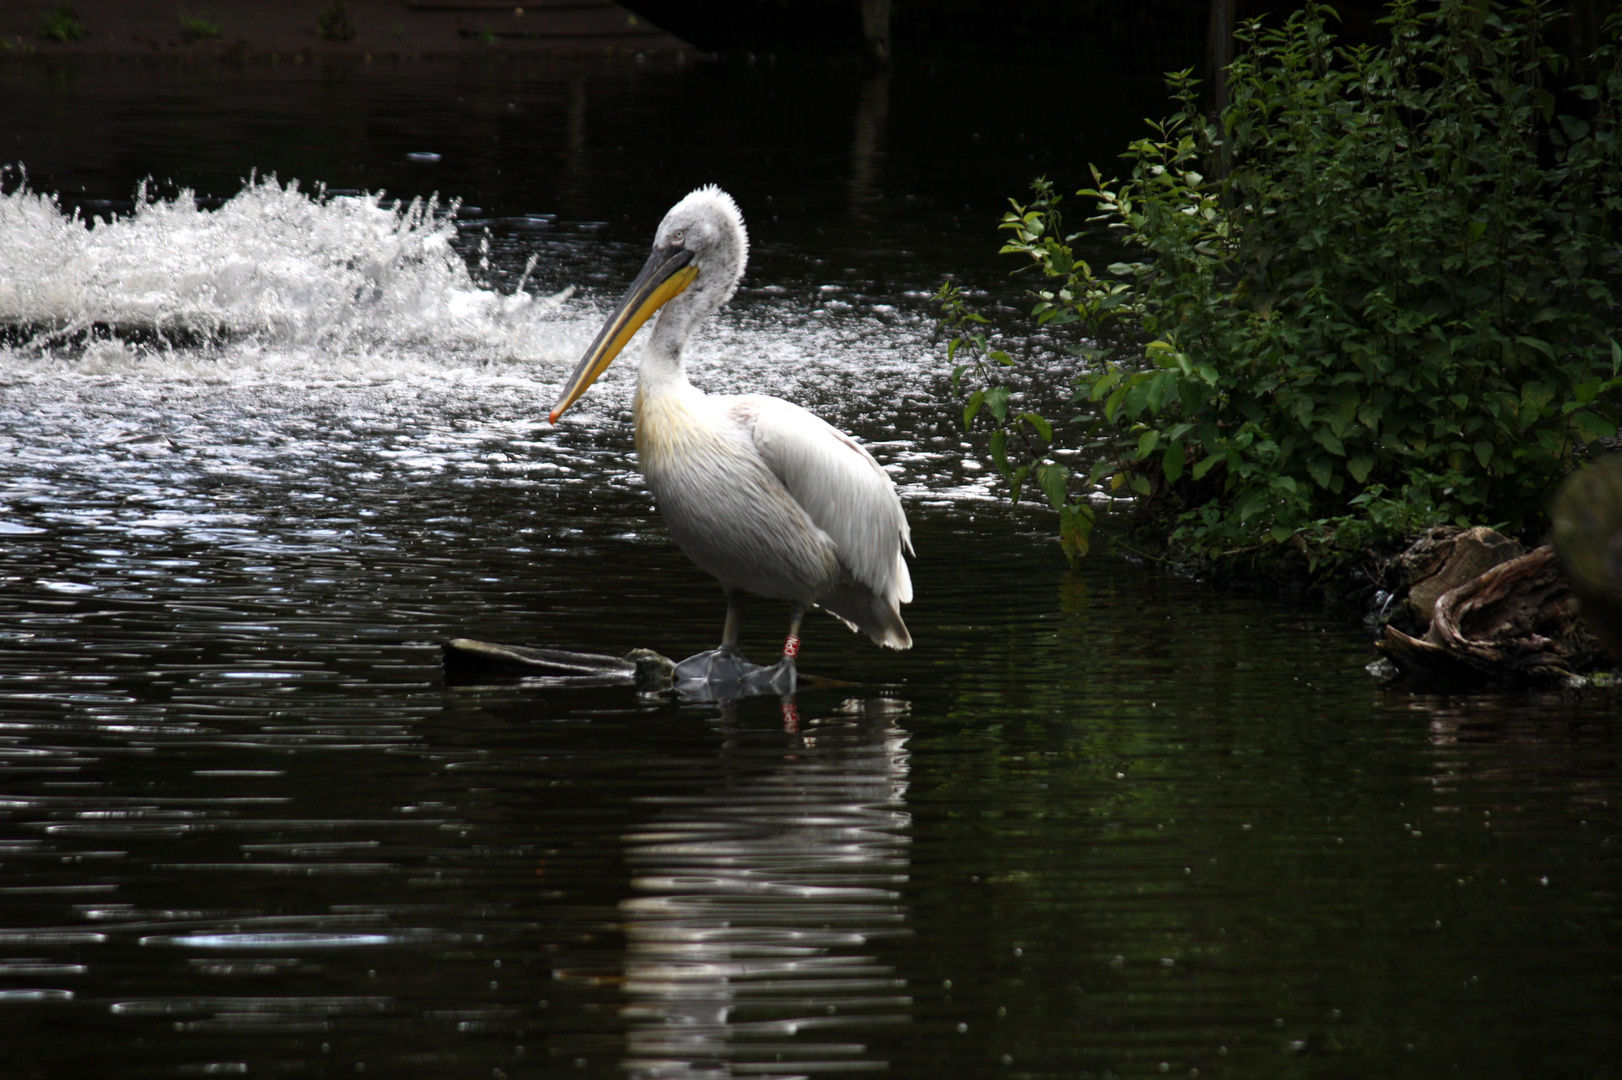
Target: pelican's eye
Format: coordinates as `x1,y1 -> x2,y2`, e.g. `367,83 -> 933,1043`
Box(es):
671,229 -> 686,246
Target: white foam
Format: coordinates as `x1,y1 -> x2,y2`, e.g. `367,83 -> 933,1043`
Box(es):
0,173 -> 578,380
0,172 -> 996,502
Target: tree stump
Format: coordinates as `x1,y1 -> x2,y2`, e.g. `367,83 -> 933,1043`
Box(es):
1377,545 -> 1607,684
1390,525 -> 1524,626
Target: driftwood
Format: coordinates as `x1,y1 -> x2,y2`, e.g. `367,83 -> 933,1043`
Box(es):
1390,525 -> 1524,625
1377,544 -> 1607,684
441,638 -> 859,701
443,639 -> 676,691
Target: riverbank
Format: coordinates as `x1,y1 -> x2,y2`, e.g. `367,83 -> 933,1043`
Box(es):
0,0 -> 698,60
1104,464 -> 1622,692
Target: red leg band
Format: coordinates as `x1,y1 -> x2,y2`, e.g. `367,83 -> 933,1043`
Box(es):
782,634 -> 801,659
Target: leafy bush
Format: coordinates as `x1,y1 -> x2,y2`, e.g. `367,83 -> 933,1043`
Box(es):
178,9 -> 221,41
38,3 -> 86,42
946,0 -> 1622,564
316,1 -> 358,42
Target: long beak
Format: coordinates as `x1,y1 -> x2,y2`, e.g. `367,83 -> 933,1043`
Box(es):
549,246 -> 698,423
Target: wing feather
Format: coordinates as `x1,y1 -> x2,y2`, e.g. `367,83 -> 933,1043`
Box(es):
736,395 -> 913,610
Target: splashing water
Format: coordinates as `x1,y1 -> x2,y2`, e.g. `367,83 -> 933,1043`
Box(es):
0,171 -> 986,504
0,172 -> 570,377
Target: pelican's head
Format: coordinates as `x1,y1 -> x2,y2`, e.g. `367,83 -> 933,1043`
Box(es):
549,186 -> 749,423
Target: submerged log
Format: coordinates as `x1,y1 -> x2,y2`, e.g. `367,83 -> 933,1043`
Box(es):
1377,545 -> 1606,684
441,638 -> 859,701
443,639 -> 675,692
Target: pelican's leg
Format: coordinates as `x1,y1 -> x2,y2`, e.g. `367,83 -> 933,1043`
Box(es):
781,601 -> 805,661
673,590 -> 752,695
720,590 -> 744,654
672,595 -> 799,701
767,601 -> 803,697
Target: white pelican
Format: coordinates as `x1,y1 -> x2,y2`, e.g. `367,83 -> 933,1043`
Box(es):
548,186 -> 913,688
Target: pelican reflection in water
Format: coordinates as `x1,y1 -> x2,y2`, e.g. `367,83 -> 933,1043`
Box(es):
549,187 -> 913,692
617,701 -> 913,1075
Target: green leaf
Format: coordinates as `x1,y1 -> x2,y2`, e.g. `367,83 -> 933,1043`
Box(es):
1089,368 -> 1124,402
989,429 -> 1010,475
1347,455 -> 1373,484
1162,439 -> 1185,484
1036,461 -> 1070,509
1515,336 -> 1555,360
963,389 -> 985,430
1058,503 -> 1093,561
1009,464 -> 1029,504
1521,381 -> 1556,410
1144,370 -> 1178,414
1574,410 -> 1619,442
1103,382 -> 1130,423
1312,428 -> 1345,456
984,386 -> 1011,423
1146,339 -> 1181,369
1021,412 -> 1054,442
1236,489 -> 1270,521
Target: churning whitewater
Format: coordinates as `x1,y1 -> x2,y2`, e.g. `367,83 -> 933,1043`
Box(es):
0,172 -> 992,506
0,173 -> 567,374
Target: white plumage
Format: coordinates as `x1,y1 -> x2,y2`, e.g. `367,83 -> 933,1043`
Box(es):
550,186 -> 913,662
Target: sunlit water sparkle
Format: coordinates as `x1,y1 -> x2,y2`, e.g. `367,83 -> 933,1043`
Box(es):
1,57 -> 1619,1080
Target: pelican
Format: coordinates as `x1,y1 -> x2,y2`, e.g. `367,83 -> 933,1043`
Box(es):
548,186 -> 913,690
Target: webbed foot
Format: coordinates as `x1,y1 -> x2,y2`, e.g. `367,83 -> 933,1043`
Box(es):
673,648 -> 797,701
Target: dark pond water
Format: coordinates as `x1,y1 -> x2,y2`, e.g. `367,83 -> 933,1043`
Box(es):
2,52 -> 1620,1080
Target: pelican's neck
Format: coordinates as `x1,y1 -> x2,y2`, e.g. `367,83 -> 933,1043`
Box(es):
637,194 -> 747,400
637,271 -> 728,400
633,306 -> 709,467
638,307 -> 694,394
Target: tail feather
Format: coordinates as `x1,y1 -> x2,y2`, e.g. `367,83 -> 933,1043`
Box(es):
816,582 -> 912,650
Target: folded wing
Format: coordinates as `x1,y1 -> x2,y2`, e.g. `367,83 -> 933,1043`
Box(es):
739,394 -> 913,647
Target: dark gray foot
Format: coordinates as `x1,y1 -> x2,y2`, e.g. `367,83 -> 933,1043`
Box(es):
673,648 -> 797,701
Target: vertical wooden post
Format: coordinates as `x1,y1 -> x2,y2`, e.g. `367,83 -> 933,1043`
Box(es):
849,74 -> 889,221
1208,0 -> 1236,118
1208,0 -> 1237,181
1566,0 -> 1600,83
860,0 -> 891,66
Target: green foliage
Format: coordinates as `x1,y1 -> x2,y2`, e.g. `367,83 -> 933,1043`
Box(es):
178,9 -> 221,41
949,0 -> 1622,564
37,3 -> 85,42
316,1 -> 359,42
939,280 -> 1100,560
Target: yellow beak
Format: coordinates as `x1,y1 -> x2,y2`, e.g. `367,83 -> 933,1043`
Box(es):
549,247 -> 699,423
